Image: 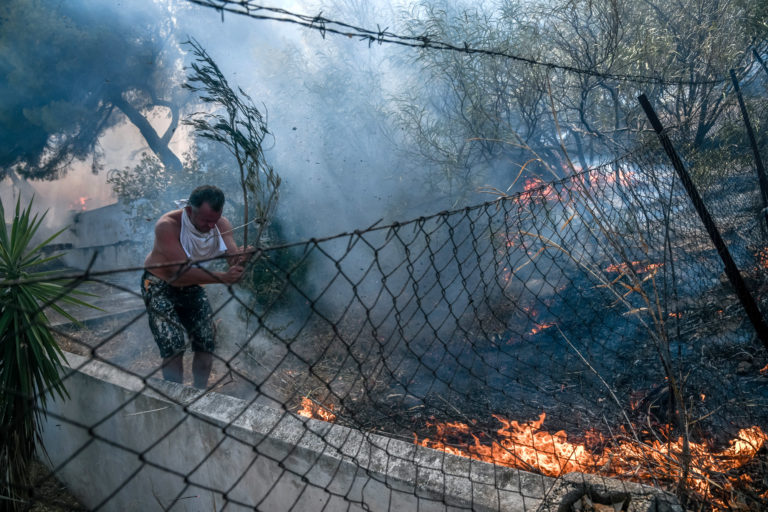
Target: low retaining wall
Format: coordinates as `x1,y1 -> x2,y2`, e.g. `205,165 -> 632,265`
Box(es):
39,353 -> 681,511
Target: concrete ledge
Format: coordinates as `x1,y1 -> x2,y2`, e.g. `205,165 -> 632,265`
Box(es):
39,352 -> 680,511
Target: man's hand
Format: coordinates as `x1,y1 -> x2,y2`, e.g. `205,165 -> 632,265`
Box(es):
240,245 -> 255,265
228,245 -> 255,267
220,265 -> 246,284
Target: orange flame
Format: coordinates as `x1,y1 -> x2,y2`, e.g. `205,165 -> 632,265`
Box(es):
297,397 -> 336,422
523,177 -> 558,202
70,196 -> 90,211
414,413 -> 768,507
529,322 -> 554,335
756,248 -> 768,269
599,168 -> 637,188
605,261 -> 663,275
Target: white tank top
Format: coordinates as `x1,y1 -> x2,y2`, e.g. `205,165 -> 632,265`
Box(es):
179,208 -> 227,260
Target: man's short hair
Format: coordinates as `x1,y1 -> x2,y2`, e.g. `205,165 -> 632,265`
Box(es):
188,185 -> 225,211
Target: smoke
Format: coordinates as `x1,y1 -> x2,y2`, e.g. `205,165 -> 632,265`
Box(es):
5,0 -> 444,237
2,0 -> 502,386
173,0 -> 431,238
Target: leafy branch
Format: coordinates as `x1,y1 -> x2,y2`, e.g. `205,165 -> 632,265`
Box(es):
183,38 -> 280,247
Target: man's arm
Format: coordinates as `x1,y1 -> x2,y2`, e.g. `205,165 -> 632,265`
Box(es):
218,217 -> 254,267
151,218 -> 244,286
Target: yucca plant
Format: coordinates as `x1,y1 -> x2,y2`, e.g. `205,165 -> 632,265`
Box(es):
0,197 -> 94,510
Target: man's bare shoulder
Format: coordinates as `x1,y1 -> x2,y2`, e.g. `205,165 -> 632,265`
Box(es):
145,210 -> 185,271
155,210 -> 183,232
216,215 -> 233,231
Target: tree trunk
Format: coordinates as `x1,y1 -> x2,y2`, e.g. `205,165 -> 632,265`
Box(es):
112,94 -> 183,172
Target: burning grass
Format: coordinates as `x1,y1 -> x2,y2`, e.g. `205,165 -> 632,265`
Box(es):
297,396 -> 337,422
298,401 -> 768,510
413,413 -> 768,510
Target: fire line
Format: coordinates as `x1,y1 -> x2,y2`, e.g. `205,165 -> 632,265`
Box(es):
295,392 -> 767,507
413,413 -> 768,508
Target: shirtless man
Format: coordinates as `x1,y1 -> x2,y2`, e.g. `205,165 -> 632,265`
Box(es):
141,185 -> 247,387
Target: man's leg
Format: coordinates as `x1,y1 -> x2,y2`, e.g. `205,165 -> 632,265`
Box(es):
142,272 -> 187,383
162,352 -> 184,383
192,351 -> 213,389
178,286 -> 217,389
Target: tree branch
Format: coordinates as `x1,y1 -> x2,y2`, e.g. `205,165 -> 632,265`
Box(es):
112,93 -> 183,172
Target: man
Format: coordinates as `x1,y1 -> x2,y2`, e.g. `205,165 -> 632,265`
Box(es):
141,185 -> 247,388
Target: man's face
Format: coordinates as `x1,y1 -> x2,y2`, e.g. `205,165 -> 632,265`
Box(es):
187,202 -> 222,233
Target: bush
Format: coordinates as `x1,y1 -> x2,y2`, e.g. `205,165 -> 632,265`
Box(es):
0,197 -> 94,510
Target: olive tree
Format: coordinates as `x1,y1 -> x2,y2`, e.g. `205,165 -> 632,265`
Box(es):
0,0 -> 186,180
394,0 -> 768,194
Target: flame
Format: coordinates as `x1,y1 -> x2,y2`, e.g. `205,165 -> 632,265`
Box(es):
756,247 -> 768,269
71,196 -> 90,211
599,168 -> 637,188
605,261 -> 663,275
529,322 -> 554,335
517,168 -> 636,206
414,413 -> 768,507
523,177 -> 559,202
297,397 -> 336,422
563,163 -> 584,174
415,413 -> 602,477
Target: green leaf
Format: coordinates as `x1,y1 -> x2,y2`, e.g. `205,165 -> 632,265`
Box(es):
20,226 -> 69,267
1,195 -> 93,505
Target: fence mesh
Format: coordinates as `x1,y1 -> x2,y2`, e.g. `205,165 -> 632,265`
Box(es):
5,122 -> 768,511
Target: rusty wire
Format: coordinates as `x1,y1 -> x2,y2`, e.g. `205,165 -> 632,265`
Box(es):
184,0 -> 731,87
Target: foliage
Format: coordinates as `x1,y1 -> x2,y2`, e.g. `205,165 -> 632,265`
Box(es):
0,0 -> 185,179
106,142 -> 258,247
107,152 -> 210,232
395,0 -> 768,193
183,39 -> 281,248
107,153 -> 174,231
0,197 -> 95,509
244,220 -> 313,312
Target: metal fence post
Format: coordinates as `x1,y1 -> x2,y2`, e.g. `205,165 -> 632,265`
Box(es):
729,69 -> 768,223
638,94 -> 768,350
754,48 -> 768,79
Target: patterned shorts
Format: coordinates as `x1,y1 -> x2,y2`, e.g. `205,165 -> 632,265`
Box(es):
140,271 -> 216,358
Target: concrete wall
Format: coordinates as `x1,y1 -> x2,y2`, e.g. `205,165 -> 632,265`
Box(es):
59,240 -> 146,273
5,201 -> 146,272
40,353 -> 681,511
57,202 -> 149,272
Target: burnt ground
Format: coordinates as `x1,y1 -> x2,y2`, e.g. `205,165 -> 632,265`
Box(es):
19,459 -> 86,511
42,268 -> 768,511
262,278 -> 768,511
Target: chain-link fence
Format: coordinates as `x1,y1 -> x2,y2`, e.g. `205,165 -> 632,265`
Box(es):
4,118 -> 768,511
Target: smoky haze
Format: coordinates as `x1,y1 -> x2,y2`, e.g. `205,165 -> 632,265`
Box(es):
0,0 -> 493,384
0,0 -> 547,400
2,0 -> 457,238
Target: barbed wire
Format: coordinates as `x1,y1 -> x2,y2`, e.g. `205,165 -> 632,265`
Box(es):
184,0 -> 731,87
